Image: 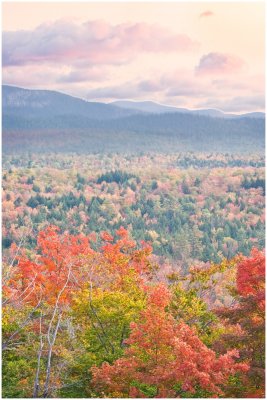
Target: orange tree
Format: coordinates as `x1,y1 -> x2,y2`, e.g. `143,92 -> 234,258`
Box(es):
2,225 -> 153,398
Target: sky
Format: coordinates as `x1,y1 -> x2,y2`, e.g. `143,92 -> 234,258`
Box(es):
2,2 -> 265,113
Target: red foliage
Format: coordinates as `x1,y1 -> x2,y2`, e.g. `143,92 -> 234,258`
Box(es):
3,226 -> 94,307
236,247 -> 265,309
214,248 -> 265,397
100,231 -> 113,242
4,226 -> 153,308
92,284 -> 248,398
100,226 -> 152,278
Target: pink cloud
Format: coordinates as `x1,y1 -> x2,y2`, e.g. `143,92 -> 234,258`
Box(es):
85,76 -> 265,113
199,10 -> 214,18
4,60 -> 264,113
195,52 -> 245,75
86,71 -> 213,101
3,19 -> 199,67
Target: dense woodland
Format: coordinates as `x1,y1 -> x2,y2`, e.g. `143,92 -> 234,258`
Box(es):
2,153 -> 264,270
2,152 -> 265,398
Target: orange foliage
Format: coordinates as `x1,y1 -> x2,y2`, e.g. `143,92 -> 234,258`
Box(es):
92,284 -> 248,398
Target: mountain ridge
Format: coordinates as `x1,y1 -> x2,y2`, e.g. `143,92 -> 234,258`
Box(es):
2,85 -> 265,154
2,85 -> 139,120
112,100 -> 265,119
3,85 -> 265,119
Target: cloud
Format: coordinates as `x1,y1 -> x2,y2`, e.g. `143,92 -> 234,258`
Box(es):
164,78 -> 211,98
137,80 -> 163,93
85,69 -> 215,102
3,19 -> 199,67
4,58 -> 264,113
86,81 -> 265,113
158,71 -> 214,98
198,95 -> 265,112
86,72 -> 205,101
87,82 -> 141,100
195,52 -> 245,75
199,10 -> 214,18
84,68 -> 264,113
57,67 -> 108,83
2,64 -> 65,87
211,75 -> 264,92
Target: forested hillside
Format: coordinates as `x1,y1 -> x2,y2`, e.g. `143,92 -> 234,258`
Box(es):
2,151 -> 265,397
3,153 -> 265,271
3,86 -> 265,154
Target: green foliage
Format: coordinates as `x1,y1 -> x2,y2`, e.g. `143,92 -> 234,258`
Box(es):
241,176 -> 265,194
168,283 -> 220,345
172,383 -> 213,398
130,381 -> 158,398
72,286 -> 146,365
3,152 -> 264,267
2,356 -> 36,398
97,170 -> 137,185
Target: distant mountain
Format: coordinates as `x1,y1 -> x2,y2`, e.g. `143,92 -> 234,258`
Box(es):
112,100 -> 265,119
2,85 -> 265,154
2,85 -> 138,120
112,100 -> 226,117
112,100 -> 185,114
234,112 -> 265,119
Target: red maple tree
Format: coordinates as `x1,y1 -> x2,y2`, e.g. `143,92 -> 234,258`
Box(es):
92,284 -> 248,398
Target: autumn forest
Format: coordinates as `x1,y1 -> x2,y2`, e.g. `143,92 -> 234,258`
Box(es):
2,152 -> 265,398
2,2 -> 265,398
